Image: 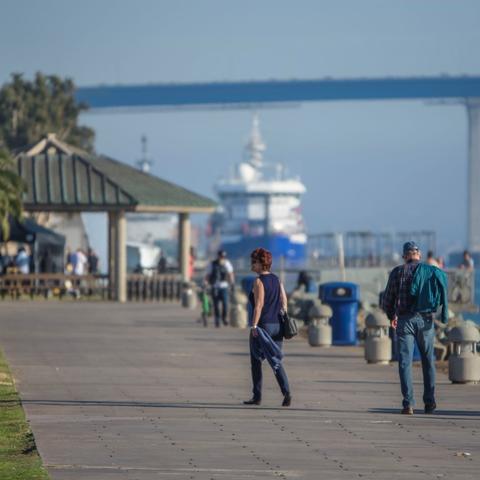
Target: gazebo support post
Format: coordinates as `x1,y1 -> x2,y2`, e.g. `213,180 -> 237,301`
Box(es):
115,210 -> 127,303
178,212 -> 191,282
108,211 -> 117,300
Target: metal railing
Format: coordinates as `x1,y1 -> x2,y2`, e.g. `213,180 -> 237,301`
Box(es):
126,274 -> 182,302
0,273 -> 109,300
0,273 -> 182,302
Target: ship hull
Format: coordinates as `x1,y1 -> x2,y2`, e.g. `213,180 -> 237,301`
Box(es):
221,234 -> 306,264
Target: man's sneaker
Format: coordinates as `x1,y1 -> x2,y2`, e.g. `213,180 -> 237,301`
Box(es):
282,394 -> 292,407
424,403 -> 436,414
401,406 -> 414,415
243,398 -> 261,406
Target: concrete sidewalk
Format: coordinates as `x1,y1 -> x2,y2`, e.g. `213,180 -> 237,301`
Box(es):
0,302 -> 479,479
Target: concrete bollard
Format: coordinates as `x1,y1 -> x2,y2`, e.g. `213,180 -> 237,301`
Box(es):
181,282 -> 197,309
364,310 -> 392,364
307,302 -> 333,347
288,287 -> 319,324
229,290 -> 248,329
448,322 -> 480,384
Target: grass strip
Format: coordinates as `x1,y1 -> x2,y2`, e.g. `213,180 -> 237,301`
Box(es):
0,349 -> 50,480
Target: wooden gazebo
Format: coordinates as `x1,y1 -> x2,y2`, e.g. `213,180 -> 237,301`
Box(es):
14,134 -> 216,302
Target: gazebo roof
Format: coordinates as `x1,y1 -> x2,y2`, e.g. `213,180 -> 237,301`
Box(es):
15,134 -> 217,213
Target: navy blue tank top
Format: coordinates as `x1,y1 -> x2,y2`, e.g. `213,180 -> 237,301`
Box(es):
249,273 -> 282,326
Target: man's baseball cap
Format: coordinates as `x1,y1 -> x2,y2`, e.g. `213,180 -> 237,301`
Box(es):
217,250 -> 227,258
403,241 -> 419,255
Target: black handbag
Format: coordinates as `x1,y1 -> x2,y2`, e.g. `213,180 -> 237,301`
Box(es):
279,309 -> 298,339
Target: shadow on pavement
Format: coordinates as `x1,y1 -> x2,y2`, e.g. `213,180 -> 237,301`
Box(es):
15,398 -> 371,414
228,352 -> 362,359
370,407 -> 480,417
314,379 -> 398,385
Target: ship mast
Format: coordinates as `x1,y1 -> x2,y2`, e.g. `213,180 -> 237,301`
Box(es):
136,135 -> 153,173
245,113 -> 266,168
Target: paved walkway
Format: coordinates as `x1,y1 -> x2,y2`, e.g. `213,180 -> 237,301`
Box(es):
0,302 -> 479,479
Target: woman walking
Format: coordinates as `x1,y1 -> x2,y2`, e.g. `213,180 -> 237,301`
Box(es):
244,248 -> 291,407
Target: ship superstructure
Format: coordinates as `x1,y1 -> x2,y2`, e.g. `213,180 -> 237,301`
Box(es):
211,115 -> 306,264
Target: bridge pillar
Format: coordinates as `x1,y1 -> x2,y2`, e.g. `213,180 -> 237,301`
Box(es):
467,99 -> 480,251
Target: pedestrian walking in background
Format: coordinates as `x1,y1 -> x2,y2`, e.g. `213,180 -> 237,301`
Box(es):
382,241 -> 448,415
188,246 -> 196,281
436,256 -> 445,269
15,246 -> 30,274
459,250 -> 474,270
65,247 -> 76,273
426,250 -> 440,267
205,250 -> 234,327
244,247 -> 291,407
157,253 -> 167,273
87,248 -> 99,274
74,248 -> 88,275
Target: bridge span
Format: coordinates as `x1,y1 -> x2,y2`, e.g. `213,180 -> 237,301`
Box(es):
76,76 -> 480,108
76,76 -> 480,251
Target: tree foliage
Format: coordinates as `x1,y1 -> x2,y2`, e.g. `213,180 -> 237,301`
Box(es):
0,72 -> 95,153
0,148 -> 26,241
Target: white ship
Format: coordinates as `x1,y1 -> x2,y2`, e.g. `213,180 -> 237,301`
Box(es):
210,114 -> 307,264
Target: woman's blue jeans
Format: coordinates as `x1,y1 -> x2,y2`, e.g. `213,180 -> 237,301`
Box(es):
396,313 -> 436,408
249,323 -> 290,400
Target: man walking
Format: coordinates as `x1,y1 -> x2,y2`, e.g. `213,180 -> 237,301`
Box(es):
382,241 -> 447,415
205,250 -> 234,327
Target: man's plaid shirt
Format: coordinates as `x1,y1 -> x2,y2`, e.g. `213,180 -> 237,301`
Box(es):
382,260 -> 420,320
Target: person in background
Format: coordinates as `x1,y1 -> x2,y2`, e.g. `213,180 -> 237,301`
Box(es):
39,250 -> 51,273
205,250 -> 234,327
436,256 -> 445,269
157,253 -> 167,273
296,270 -> 313,292
74,248 -> 88,275
459,250 -> 474,271
65,247 -> 76,273
15,246 -> 30,274
0,249 -> 5,275
244,247 -> 291,407
426,250 -> 440,267
87,248 -> 99,274
188,246 -> 196,281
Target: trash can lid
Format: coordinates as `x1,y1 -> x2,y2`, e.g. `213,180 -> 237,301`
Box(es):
319,282 -> 360,302
448,323 -> 480,343
365,310 -> 390,328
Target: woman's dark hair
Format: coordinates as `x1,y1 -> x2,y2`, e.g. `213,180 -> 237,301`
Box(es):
250,248 -> 273,271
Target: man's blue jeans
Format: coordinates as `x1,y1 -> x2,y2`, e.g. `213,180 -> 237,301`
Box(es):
212,287 -> 229,327
396,313 -> 436,408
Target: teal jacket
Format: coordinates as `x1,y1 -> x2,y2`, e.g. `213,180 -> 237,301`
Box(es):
410,263 -> 448,323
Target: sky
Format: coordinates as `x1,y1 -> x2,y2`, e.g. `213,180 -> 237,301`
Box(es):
1,0 -> 480,266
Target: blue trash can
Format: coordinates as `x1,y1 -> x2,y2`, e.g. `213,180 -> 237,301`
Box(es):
319,282 -> 359,345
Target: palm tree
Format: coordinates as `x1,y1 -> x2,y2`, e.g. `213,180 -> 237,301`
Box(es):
0,148 -> 25,241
